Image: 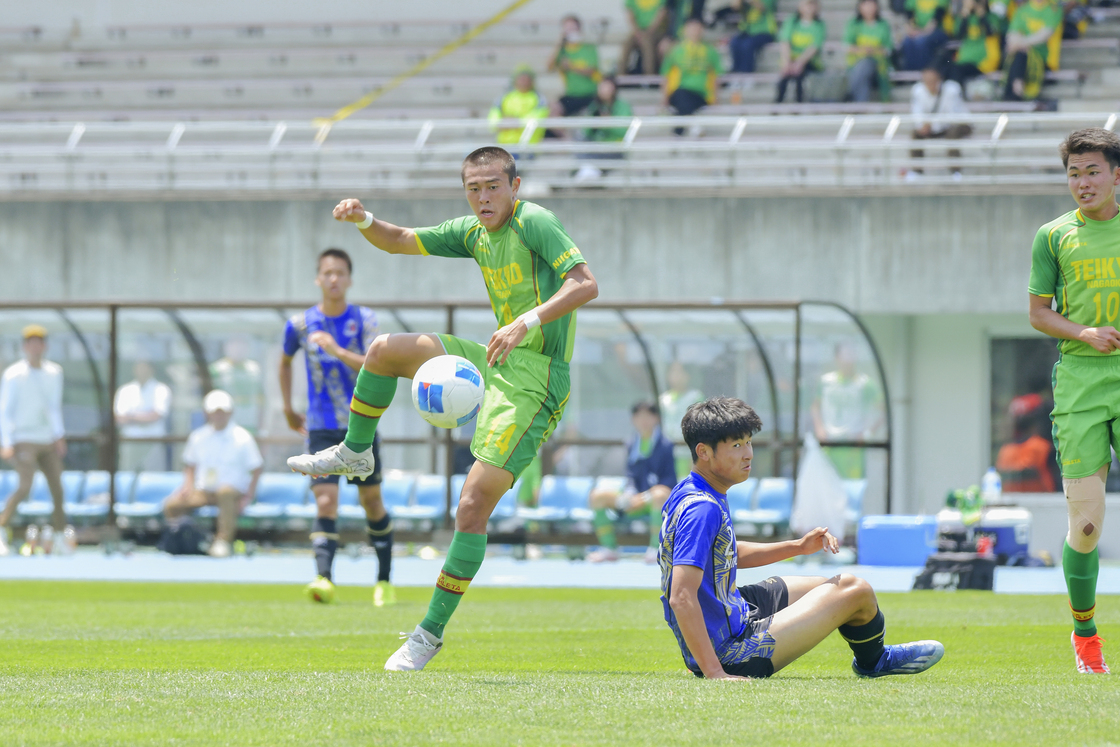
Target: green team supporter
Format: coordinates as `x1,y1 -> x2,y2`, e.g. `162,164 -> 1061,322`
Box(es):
661,39 -> 724,102
906,0 -> 950,29
1009,0 -> 1063,66
779,15 -> 827,71
740,0 -> 779,36
584,97 -> 634,141
628,0 -> 668,30
555,42 -> 600,98
844,18 -> 893,65
956,13 -> 1004,71
415,200 -> 585,477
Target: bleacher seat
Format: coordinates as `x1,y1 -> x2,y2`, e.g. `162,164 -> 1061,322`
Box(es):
752,477 -> 794,526
15,473 -> 56,519
118,471 -> 178,518
520,475 -> 594,522
726,477 -> 759,523
67,469 -> 109,519
399,474 -> 447,521
246,472 -> 308,519
492,478 -> 521,520
0,470 -> 14,497
381,471 -> 415,513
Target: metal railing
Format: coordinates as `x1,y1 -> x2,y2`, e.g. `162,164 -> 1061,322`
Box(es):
1,111 -> 1115,195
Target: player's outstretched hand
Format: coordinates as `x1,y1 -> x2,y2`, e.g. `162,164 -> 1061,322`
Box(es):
486,318 -> 529,367
798,527 -> 839,555
284,408 -> 307,436
1078,326 -> 1120,354
308,330 -> 340,357
333,198 -> 367,223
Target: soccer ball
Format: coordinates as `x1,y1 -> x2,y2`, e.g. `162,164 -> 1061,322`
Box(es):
411,355 -> 485,429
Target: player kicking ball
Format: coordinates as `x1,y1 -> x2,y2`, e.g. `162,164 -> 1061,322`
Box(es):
1028,127 -> 1120,674
661,397 -> 944,679
287,146 -> 598,671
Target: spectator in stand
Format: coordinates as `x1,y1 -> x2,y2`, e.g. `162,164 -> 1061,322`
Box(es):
0,325 -> 68,557
996,393 -> 1061,492
587,401 -> 677,564
949,0 -> 1004,85
775,0 -> 827,103
898,0 -> 952,71
622,0 -> 669,74
662,18 -> 724,128
659,360 -> 706,478
908,65 -> 972,177
488,65 -> 550,145
729,0 -> 778,73
548,15 -> 601,118
162,389 -> 262,559
1002,0 -> 1062,100
585,76 -> 634,140
114,360 -> 172,471
844,0 -> 895,102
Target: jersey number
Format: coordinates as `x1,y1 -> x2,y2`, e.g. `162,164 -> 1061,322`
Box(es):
483,423 -> 517,455
1093,292 -> 1120,325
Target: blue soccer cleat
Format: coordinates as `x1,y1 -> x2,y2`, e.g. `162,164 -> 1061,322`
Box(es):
852,640 -> 945,678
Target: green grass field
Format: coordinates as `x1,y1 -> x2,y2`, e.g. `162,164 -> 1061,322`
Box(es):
1,580 -> 1118,746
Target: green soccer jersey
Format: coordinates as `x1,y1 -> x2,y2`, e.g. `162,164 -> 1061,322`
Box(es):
844,18 -> 893,64
414,200 -> 587,363
779,15 -> 827,70
739,0 -> 778,36
906,0 -> 949,28
1029,207 -> 1120,356
627,0 -> 667,30
1009,0 -> 1062,63
555,42 -> 600,97
661,40 -> 724,101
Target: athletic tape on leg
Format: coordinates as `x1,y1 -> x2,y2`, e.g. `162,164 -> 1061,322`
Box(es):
1064,466 -> 1106,554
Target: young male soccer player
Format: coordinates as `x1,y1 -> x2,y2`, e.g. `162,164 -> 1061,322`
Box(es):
280,248 -> 396,606
661,397 -> 945,679
287,146 -> 599,671
1027,127 -> 1120,674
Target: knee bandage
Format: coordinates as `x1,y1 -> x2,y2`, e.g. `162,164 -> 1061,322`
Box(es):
1064,466 -> 1106,554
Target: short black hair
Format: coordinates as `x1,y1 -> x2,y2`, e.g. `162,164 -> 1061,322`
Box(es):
681,397 -> 763,462
1059,127 -> 1120,170
854,0 -> 880,20
318,247 -> 352,274
562,13 -> 582,28
631,400 -> 660,417
462,146 -> 517,185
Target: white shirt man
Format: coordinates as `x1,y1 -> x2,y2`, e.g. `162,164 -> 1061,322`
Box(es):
163,390 -> 262,558
910,70 -> 969,135
115,370 -> 171,439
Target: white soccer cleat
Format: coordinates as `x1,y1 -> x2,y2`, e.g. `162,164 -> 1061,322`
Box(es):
208,538 -> 232,558
287,443 -> 375,480
384,625 -> 443,672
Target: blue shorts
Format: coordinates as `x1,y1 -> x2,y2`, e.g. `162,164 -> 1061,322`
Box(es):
690,576 -> 789,678
307,429 -> 382,486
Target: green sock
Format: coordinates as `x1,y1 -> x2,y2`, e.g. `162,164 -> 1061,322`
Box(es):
1063,541 -> 1099,637
343,369 -> 396,453
593,508 -> 617,550
649,502 -> 663,550
419,531 -> 488,639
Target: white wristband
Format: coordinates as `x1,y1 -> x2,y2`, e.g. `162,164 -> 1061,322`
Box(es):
355,211 -> 374,230
521,310 -> 541,329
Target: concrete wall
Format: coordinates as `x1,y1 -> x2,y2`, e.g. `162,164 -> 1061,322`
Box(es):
0,193 -> 1070,311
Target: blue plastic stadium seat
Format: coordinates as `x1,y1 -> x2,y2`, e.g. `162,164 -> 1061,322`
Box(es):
844,478 -> 867,524
246,473 -> 309,519
112,472 -> 137,505
447,474 -> 469,517
520,475 -> 594,522
67,470 -> 110,519
0,470 -> 15,498
119,471 -> 180,518
492,478 -> 521,519
726,477 -> 758,523
751,477 -> 793,525
381,471 -> 415,512
398,474 -> 447,520
16,473 -> 54,518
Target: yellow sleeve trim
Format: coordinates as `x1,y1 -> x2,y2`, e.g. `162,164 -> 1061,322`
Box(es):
1033,293 -> 1054,298
415,234 -> 429,255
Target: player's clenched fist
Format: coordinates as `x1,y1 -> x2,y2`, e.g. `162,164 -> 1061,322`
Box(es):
333,198 -> 367,222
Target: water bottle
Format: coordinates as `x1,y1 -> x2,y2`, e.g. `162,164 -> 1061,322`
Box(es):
40,525 -> 54,555
981,467 -> 1002,505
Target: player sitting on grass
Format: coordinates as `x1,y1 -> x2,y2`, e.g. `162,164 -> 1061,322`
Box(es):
661,396 -> 945,679
1028,127 -> 1120,675
287,146 -> 598,672
280,248 -> 396,607
587,401 -> 676,564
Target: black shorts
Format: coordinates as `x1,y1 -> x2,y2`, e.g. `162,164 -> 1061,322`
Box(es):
559,94 -> 594,116
690,576 -> 789,678
307,429 -> 382,486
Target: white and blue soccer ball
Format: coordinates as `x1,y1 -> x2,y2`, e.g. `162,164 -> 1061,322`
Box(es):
411,355 -> 485,429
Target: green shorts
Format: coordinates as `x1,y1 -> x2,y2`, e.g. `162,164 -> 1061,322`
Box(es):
1051,353 -> 1120,479
438,334 -> 570,481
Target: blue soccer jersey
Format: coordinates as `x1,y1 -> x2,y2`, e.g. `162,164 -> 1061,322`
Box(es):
627,427 -> 677,494
283,305 -> 379,431
659,472 -> 754,671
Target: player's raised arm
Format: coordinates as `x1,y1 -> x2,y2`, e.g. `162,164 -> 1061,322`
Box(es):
333,198 -> 422,255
